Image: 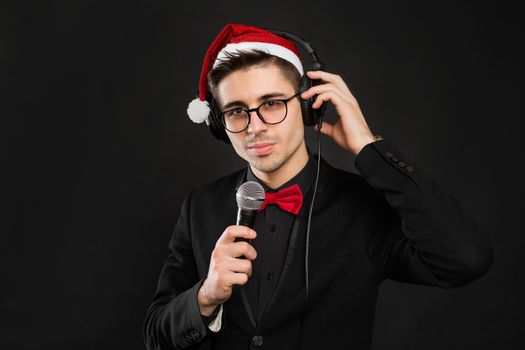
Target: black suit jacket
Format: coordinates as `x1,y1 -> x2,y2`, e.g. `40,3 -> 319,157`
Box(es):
143,140 -> 493,350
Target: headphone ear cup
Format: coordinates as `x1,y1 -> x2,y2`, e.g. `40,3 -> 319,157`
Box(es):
300,74 -> 326,127
207,95 -> 231,144
311,77 -> 326,127
299,75 -> 315,126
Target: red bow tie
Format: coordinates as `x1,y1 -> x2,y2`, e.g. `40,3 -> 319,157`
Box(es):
258,184 -> 303,215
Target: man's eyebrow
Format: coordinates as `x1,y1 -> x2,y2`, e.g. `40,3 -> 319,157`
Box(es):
222,92 -> 288,110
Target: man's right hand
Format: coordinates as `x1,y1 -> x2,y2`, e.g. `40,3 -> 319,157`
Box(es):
198,225 -> 257,316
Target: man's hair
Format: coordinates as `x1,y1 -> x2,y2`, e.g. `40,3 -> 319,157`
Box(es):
207,50 -> 301,104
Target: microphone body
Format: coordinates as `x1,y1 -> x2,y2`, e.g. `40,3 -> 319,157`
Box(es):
235,181 -> 265,242
236,208 -> 258,228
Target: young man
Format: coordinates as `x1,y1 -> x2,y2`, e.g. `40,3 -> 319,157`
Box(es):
144,23 -> 492,350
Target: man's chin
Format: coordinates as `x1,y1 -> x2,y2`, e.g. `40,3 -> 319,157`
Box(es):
249,155 -> 284,174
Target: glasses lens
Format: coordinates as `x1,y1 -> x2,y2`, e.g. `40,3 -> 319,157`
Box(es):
259,100 -> 287,124
223,109 -> 248,132
222,97 -> 291,133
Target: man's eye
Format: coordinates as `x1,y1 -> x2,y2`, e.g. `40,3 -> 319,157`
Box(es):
231,108 -> 245,115
225,108 -> 243,116
225,108 -> 246,119
264,100 -> 284,110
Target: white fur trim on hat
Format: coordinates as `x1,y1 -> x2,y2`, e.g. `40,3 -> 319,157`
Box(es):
214,42 -> 304,75
187,98 -> 210,124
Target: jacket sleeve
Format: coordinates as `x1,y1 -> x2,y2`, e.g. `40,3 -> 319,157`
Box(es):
143,191 -> 213,349
355,140 -> 493,288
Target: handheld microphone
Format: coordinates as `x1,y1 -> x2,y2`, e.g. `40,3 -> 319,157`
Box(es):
235,181 -> 265,241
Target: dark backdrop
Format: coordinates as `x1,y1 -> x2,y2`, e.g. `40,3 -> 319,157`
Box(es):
2,1 -> 523,349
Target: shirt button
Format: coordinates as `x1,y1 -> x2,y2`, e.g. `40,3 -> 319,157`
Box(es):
265,272 -> 273,280
398,161 -> 407,168
270,224 -> 276,233
252,335 -> 264,346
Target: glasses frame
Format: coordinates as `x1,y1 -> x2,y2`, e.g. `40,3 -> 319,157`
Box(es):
219,91 -> 301,133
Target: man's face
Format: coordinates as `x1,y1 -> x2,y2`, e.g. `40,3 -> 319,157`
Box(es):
215,63 -> 306,176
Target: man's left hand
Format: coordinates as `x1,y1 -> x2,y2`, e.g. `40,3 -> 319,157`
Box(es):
301,70 -> 376,155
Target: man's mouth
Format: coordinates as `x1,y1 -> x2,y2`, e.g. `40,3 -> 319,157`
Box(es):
247,142 -> 275,156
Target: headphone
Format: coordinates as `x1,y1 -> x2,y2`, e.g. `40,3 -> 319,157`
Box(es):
206,29 -> 327,144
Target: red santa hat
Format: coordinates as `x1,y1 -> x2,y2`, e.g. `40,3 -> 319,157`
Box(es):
187,23 -> 304,124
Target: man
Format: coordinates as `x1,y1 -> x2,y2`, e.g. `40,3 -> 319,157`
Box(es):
143,23 -> 492,349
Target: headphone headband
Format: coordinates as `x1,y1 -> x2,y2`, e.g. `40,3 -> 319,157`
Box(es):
265,29 -> 324,71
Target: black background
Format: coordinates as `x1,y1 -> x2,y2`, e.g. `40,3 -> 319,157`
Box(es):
2,1 -> 523,349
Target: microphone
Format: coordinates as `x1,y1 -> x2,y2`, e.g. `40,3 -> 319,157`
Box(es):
235,181 -> 265,241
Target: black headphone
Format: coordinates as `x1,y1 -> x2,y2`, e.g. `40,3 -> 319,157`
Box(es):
206,29 -> 327,144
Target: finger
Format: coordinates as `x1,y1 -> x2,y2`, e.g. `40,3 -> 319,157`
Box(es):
214,267 -> 251,288
314,121 -> 334,138
224,257 -> 252,275
234,241 -> 258,260
217,225 -> 257,244
301,83 -> 353,103
214,271 -> 248,289
227,272 -> 250,286
306,71 -> 352,95
311,90 -> 344,109
221,240 -> 257,260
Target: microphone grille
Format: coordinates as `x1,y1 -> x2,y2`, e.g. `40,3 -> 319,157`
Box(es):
236,181 -> 265,210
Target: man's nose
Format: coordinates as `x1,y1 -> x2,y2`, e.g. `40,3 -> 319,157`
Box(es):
247,111 -> 267,134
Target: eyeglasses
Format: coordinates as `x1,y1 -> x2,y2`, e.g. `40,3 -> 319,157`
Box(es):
220,92 -> 300,133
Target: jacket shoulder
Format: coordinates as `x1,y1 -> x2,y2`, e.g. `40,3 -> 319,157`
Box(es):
190,168 -> 246,204
319,158 -> 381,198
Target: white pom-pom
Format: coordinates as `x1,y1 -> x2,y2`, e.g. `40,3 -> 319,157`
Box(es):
187,98 -> 210,124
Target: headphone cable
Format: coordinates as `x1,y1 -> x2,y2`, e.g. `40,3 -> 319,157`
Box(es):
297,123 -> 322,349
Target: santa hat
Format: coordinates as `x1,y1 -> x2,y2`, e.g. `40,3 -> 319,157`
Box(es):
187,23 -> 304,124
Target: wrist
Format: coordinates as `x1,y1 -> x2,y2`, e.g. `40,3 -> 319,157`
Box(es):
352,133 -> 379,155
198,284 -> 218,317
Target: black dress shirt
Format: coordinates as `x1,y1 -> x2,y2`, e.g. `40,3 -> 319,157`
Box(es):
245,154 -> 317,321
